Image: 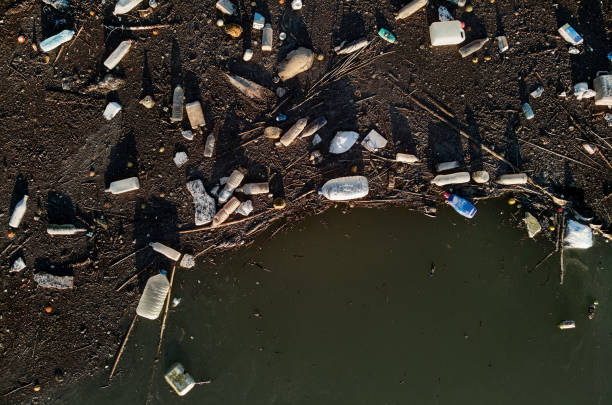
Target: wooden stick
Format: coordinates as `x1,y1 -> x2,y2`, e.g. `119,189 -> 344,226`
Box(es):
110,246 -> 147,268
533,250 -> 555,270
3,382 -> 33,397
115,257 -> 154,292
518,139 -> 596,169
54,26 -> 83,64
105,24 -> 170,31
422,93 -> 455,118
179,209 -> 273,234
559,215 -> 566,285
110,314 -> 138,379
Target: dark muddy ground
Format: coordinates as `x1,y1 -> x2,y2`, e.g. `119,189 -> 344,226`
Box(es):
0,0 -> 610,402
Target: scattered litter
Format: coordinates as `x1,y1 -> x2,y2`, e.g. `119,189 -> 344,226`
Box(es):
471,170 -> 489,183
10,257 -> 26,273
262,24 -> 273,51
224,23 -> 243,38
558,23 -> 583,45
395,0 -> 428,20
171,297 -> 182,307
279,32 -> 287,41
444,192 -> 477,219
34,272 -> 74,289
243,49 -> 254,61
435,161 -> 459,172
226,74 -> 273,100
218,169 -> 245,203
140,95 -> 155,109
318,176 -> 369,201
329,131 -> 358,154
103,102 -> 122,120
149,242 -> 182,261
182,130 -> 194,140
568,46 -> 580,55
114,0 -> 143,15
604,113 -> 612,127
312,134 -> 322,146
564,219 -> 593,249
582,143 -> 596,155
165,363 -> 196,396
524,212 -> 542,238
496,35 -> 508,53
438,6 -> 453,22
278,47 -> 314,81
361,129 -> 388,152
496,173 -> 528,185
84,74 -> 125,94
180,254 -> 195,269
185,101 -> 205,129
236,182 -> 269,195
236,200 -> 254,216
40,29 -> 74,52
213,197 -> 241,226
279,118 -> 308,147
47,224 -> 87,235
171,85 -> 184,122
558,320 -> 576,330
573,82 -> 596,100
300,116 -> 327,138
335,38 -> 369,55
276,114 -> 287,122
173,152 -> 188,167
310,150 -> 323,164
137,270 -> 170,319
264,127 -> 282,139
431,172 -> 470,186
253,13 -> 265,30
521,103 -> 534,120
186,180 -> 216,225
216,0 -> 235,15
430,21 -> 465,46
395,153 -> 419,163
530,86 -> 544,98
588,301 -> 599,320
105,177 -> 140,194
378,28 -> 396,44
204,134 -> 215,157
104,40 -> 133,70
459,38 -> 488,58
9,195 -> 28,228
593,72 -> 612,106
291,0 -> 302,10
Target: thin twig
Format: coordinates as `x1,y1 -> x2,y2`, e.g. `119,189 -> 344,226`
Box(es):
110,314 -> 138,379
559,215 -> 566,285
105,24 -> 171,31
3,382 -> 33,397
110,246 -> 148,268
533,250 -> 555,270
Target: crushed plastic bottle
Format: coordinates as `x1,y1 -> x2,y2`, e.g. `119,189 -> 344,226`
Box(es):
9,195 -> 28,228
279,118 -> 308,146
186,180 -> 215,226
136,271 -> 170,320
185,101 -> 205,129
103,102 -> 121,120
171,85 -> 184,122
361,129 -> 388,152
530,86 -> 544,98
444,193 -> 477,219
204,134 -> 215,157
300,116 -> 327,138
329,131 -> 358,154
318,176 -> 369,201
40,30 -> 74,52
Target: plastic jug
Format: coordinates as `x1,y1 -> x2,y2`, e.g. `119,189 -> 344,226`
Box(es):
429,21 -> 465,46
40,30 -> 74,52
136,271 -> 170,320
444,193 -> 476,219
318,176 -> 369,201
9,195 -> 28,228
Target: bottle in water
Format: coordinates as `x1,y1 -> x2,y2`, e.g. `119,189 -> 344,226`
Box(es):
171,85 -> 184,122
318,176 -> 369,201
444,192 -> 477,219
136,271 -> 170,320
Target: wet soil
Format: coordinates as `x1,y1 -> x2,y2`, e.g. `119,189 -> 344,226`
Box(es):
0,0 -> 610,402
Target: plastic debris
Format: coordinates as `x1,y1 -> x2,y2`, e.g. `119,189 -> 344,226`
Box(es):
448,0 -> 466,5
264,127 -> 282,139
530,86 -> 544,98
497,173 -> 528,185
9,195 -> 28,228
40,30 -> 74,52
204,134 -> 215,157
137,271 -> 169,319
395,153 -> 419,163
186,180 -> 216,225
312,134 -> 322,146
588,301 -> 599,320
276,114 -> 287,121
104,40 -> 133,70
279,118 -> 308,146
593,72 -> 612,107
318,176 -> 369,201
103,102 -> 122,120
564,219 -> 593,249
278,47 -> 314,81
253,13 -> 265,30
236,183 -> 269,195
185,101 -> 205,129
310,150 -> 323,164
431,172 -> 470,186
430,21 -> 465,46
574,82 -> 596,100
165,363 -> 196,396
140,95 -> 155,109
436,161 -> 459,172
335,38 -> 369,55
180,254 -> 195,269
558,320 -> 576,330
604,113 -> 612,127
378,28 -> 396,44
84,74 -> 124,94
226,74 -> 273,100
279,32 -> 287,40
329,131 -> 358,154
216,0 -> 235,15
149,242 -> 182,261
444,193 -> 477,219
174,152 -> 188,167
558,23 -> 583,45
291,0 -> 302,10
496,35 -> 508,53
300,116 -> 327,138
243,49 -> 254,61
213,197 -> 241,226
568,46 -> 580,55
182,130 -> 194,141
114,0 -> 143,14
105,177 -> 140,194
459,38 -> 489,58
10,257 -> 26,273
582,143 -> 596,155
524,212 -> 542,238
47,224 -> 87,235
236,200 -> 254,216
522,103 -> 534,120
218,169 -> 245,203
395,0 -> 428,20
42,0 -> 69,10
471,170 -> 490,183
34,272 -> 74,289
438,6 -> 453,22
262,24 -> 273,51
361,129 -> 388,152
171,85 -> 184,122
171,297 -> 182,307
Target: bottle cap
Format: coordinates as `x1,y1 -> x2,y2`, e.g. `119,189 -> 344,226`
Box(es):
443,192 -> 450,199
160,270 -> 167,276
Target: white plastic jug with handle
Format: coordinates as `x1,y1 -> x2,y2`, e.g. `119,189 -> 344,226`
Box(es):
136,271 -> 170,320
429,21 -> 465,46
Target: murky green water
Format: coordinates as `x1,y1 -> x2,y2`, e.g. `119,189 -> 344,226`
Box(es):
59,201 -> 612,404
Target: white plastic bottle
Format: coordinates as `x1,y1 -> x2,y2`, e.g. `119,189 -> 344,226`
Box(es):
47,224 -> 87,235
218,169 -> 245,203
171,85 -> 184,123
431,172 -> 470,186
9,195 -> 28,228
279,118 -> 308,146
318,176 -> 369,201
149,242 -> 181,261
204,134 -> 216,157
114,0 -> 143,15
136,271 -> 170,320
212,196 -> 241,226
395,0 -> 428,20
262,24 -> 273,51
104,40 -> 133,70
40,30 -> 74,52
497,173 -> 528,185
105,177 -> 140,194
236,182 -> 269,195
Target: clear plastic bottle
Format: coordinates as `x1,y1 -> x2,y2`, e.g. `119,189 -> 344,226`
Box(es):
136,271 -> 170,320
279,118 -> 308,146
9,195 -> 28,228
318,176 -> 369,201
40,30 -> 74,52
149,242 -> 181,261
212,197 -> 241,226
262,24 -> 273,51
104,40 -> 133,70
171,85 -> 184,122
236,182 -> 269,195
218,169 -> 245,203
204,134 -> 216,157
114,0 -> 143,15
395,0 -> 428,20
458,38 -> 489,58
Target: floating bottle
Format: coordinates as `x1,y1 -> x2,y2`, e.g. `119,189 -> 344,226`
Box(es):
104,40 -> 133,70
218,170 -> 245,203
395,0 -> 428,20
136,271 -> 170,320
444,193 -> 477,219
149,242 -> 181,261
279,118 -> 308,146
262,24 -> 273,51
236,182 -> 269,195
212,197 -> 241,227
318,176 -> 369,201
47,224 -> 87,235
9,195 -> 28,228
40,30 -> 74,52
171,85 -> 184,123
105,177 -> 140,194
458,38 -> 488,58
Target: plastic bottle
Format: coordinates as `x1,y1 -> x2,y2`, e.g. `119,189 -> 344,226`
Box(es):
149,242 -> 181,261
218,170 -> 245,203
113,0 -> 143,15
444,193 -> 477,219
300,117 -> 327,138
458,38 -> 488,58
395,0 -> 428,20
593,72 -> 612,107
521,103 -> 534,120
236,182 -> 269,195
171,85 -> 184,123
335,39 -> 369,55
40,30 -> 74,52
318,176 -> 369,201
262,24 -> 273,51
429,21 -> 465,46
212,197 -> 241,227
47,224 -> 87,235
558,320 -> 576,330
496,36 -> 508,53
497,173 -> 528,185
9,195 -> 28,228
103,102 -> 121,120
136,271 -> 170,320
447,0 -> 466,6
185,101 -> 205,128
215,0 -> 235,15
436,161 -> 460,172
104,40 -> 133,70
204,134 -> 215,157
395,153 -> 419,163
279,118 -> 308,146
253,13 -> 265,30
329,131 -> 359,154
431,172 -> 470,186
105,177 -> 140,194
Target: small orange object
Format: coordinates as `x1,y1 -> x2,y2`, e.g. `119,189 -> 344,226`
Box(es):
89,10 -> 95,16
152,29 -> 159,36
45,306 -> 53,313
17,35 -> 25,44
279,0 -> 284,3
7,230 -> 15,238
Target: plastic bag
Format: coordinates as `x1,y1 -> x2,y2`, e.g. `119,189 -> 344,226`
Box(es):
564,219 -> 593,249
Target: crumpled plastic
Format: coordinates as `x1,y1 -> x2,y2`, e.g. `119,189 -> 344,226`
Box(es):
186,180 -> 216,225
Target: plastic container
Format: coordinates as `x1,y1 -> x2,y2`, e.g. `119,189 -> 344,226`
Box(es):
9,195 -> 28,228
47,224 -> 87,235
204,134 -> 215,157
40,30 -> 74,52
318,176 -> 369,201
262,24 -> 273,51
136,271 -> 170,320
236,200 -> 254,216
186,180 -> 216,226
335,38 -> 369,55
444,193 -> 476,219
236,182 -> 269,195
215,0 -> 235,15
253,13 -> 265,30
395,0 -> 428,20
497,173 -> 528,185
213,196 -> 241,226
185,101 -> 205,128
243,49 -> 254,61
329,131 -> 358,154
522,103 -> 534,120
114,0 -> 143,14
557,23 -> 583,45
431,172 -> 470,186
165,363 -> 196,396
300,116 -> 327,138
395,153 -> 419,163
104,40 -> 133,70
429,21 -> 465,46
103,102 -> 121,120
279,118 -> 308,146
496,35 -> 508,53
458,38 -> 488,58
218,170 -> 245,203
149,242 -> 181,261
593,72 -> 612,107
171,85 -> 184,123
105,177 -> 140,194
